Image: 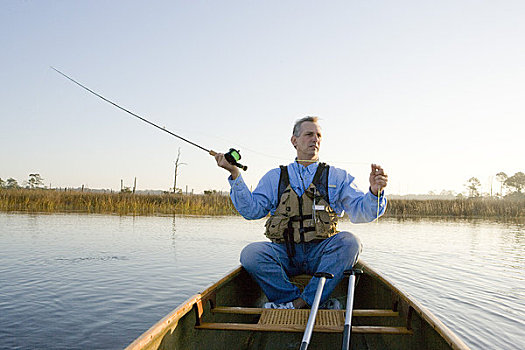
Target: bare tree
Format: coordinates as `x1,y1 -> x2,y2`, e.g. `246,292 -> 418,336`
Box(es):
173,148 -> 187,194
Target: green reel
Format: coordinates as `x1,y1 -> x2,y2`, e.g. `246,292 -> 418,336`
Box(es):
225,148 -> 248,171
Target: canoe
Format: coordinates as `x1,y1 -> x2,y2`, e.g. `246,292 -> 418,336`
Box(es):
126,261 -> 470,350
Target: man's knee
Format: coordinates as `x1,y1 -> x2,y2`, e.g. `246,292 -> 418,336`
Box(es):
240,242 -> 268,271
331,231 -> 362,264
335,231 -> 362,252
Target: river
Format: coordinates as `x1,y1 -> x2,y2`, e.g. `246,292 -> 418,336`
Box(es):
0,213 -> 523,349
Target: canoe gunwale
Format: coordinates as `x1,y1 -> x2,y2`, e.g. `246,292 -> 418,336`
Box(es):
125,266 -> 243,350
358,260 -> 470,350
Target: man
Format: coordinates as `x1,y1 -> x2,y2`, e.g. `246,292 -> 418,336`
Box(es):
215,116 -> 387,309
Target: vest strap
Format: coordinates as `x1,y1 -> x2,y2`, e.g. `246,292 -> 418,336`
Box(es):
312,162 -> 326,183
277,165 -> 289,204
283,221 -> 296,257
313,163 -> 330,203
289,214 -> 313,221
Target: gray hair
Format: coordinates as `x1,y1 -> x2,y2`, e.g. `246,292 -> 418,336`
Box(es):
292,116 -> 319,137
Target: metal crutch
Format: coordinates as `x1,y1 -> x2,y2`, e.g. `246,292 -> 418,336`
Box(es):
299,272 -> 334,350
342,268 -> 363,350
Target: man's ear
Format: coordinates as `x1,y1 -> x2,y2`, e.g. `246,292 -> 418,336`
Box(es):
291,135 -> 297,149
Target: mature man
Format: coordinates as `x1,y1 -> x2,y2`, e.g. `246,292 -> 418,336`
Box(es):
215,116 -> 387,309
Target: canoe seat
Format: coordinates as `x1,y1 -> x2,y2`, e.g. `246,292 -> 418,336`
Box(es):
196,308 -> 412,335
211,306 -> 399,317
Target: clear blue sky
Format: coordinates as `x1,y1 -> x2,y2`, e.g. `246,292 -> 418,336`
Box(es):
1,1 -> 523,195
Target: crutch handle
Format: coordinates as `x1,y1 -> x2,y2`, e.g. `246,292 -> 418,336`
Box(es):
314,272 -> 334,279
343,269 -> 363,276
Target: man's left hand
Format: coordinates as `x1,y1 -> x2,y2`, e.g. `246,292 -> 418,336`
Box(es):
369,164 -> 388,196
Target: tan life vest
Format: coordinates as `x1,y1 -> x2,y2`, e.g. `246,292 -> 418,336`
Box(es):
264,163 -> 339,255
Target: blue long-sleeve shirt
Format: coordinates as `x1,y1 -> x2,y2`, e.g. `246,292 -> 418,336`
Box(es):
228,161 -> 386,223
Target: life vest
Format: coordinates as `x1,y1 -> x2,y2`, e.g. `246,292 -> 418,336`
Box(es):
264,163 -> 339,256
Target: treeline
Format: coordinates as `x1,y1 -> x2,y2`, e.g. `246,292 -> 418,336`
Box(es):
465,171 -> 525,198
1,187 -> 523,218
0,174 -> 46,190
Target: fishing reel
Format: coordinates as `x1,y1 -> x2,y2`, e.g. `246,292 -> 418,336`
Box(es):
224,148 -> 248,171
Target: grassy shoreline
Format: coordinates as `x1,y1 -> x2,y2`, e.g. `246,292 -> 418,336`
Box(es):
386,198 -> 524,219
1,188 -> 524,218
0,188 -> 237,216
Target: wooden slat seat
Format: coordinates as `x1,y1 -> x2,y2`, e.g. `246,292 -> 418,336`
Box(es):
196,322 -> 413,335
211,306 -> 399,317
197,308 -> 412,335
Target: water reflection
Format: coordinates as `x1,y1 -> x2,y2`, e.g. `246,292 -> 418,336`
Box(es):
55,255 -> 128,263
171,215 -> 178,261
0,213 -> 523,349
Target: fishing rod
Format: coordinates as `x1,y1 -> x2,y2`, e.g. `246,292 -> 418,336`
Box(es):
50,67 -> 247,171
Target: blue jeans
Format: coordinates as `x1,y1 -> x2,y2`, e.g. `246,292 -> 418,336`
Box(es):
240,231 -> 362,307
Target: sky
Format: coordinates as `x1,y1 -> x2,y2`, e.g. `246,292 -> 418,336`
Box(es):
1,0 -> 524,195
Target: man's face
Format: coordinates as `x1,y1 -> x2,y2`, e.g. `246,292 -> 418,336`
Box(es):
291,121 -> 322,159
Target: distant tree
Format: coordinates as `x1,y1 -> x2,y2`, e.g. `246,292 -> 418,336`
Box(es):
496,172 -> 508,196
173,148 -> 187,194
0,178 -> 5,189
6,178 -> 19,189
466,177 -> 481,197
27,173 -> 44,189
505,172 -> 525,194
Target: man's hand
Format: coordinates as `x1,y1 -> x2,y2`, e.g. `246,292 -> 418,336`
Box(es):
369,164 -> 388,196
215,153 -> 240,180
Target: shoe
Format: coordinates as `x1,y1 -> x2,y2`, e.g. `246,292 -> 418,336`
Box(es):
263,301 -> 295,309
321,298 -> 341,310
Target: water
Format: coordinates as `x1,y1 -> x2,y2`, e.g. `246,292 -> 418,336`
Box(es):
0,213 -> 523,350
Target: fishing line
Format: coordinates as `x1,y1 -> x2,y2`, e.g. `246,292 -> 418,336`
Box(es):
203,130 -> 370,166
374,166 -> 384,223
50,67 -> 247,171
376,188 -> 381,223
241,146 -> 370,166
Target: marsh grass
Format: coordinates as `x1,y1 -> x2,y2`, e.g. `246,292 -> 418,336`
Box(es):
1,188 -> 523,218
385,198 -> 525,219
0,188 -> 237,216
